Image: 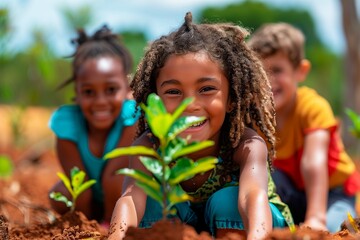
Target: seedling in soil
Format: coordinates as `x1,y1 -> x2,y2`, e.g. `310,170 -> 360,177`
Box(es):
104,93 -> 218,218
288,222 -> 296,234
347,211 -> 360,233
0,155 -> 13,179
49,167 -> 96,212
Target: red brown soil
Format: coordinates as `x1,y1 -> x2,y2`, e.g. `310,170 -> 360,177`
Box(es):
1,105 -> 360,239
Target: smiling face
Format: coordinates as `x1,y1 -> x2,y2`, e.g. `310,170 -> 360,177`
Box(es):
75,56 -> 130,132
156,52 -> 230,145
261,51 -> 303,114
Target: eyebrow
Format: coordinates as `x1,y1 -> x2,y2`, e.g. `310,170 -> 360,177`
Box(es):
159,77 -> 220,87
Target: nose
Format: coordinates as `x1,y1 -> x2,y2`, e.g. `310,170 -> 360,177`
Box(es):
94,92 -> 107,105
185,96 -> 201,113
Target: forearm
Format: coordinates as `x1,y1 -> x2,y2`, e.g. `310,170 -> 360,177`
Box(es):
239,190 -> 272,240
302,157 -> 328,225
108,196 -> 139,240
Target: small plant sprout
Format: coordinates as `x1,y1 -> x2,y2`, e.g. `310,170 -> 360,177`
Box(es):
104,93 -> 218,219
345,108 -> 360,139
0,155 -> 13,179
288,222 -> 296,234
49,167 -> 96,212
347,211 -> 360,233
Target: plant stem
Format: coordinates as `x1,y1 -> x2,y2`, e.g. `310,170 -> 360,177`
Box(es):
160,141 -> 168,219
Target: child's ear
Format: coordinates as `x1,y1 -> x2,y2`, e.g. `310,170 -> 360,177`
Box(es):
296,59 -> 311,83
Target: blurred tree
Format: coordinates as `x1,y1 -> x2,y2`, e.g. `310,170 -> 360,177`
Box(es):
61,5 -> 93,30
0,8 -> 10,58
340,0 -> 360,150
199,0 -> 343,115
120,31 -> 147,73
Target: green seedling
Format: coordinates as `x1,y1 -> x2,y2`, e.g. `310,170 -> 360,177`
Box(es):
288,222 -> 296,234
104,93 -> 218,218
347,211 -> 360,233
0,155 -> 13,179
49,167 -> 96,212
345,108 -> 360,139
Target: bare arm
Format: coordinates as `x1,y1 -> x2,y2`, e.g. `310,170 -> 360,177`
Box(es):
235,128 -> 272,240
56,138 -> 86,176
55,138 -> 93,215
102,123 -> 138,221
108,132 -> 152,240
301,129 -> 330,231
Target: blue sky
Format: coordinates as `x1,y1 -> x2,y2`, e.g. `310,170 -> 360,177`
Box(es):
0,0 -> 352,56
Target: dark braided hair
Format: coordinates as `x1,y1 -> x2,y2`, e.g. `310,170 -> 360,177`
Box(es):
131,12 -> 276,169
57,25 -> 133,89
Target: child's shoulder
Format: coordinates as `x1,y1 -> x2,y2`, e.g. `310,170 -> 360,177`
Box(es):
297,86 -> 333,113
49,104 -> 83,140
238,127 -> 266,146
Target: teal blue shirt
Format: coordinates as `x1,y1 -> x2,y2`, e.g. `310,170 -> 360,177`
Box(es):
48,99 -> 140,203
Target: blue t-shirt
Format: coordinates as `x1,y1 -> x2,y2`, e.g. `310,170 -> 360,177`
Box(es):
48,99 -> 140,203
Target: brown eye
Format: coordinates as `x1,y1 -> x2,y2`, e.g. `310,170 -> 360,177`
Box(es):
165,89 -> 181,95
106,86 -> 119,95
82,89 -> 94,97
200,86 -> 216,93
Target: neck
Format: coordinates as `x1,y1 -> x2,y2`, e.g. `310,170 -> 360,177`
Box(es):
276,95 -> 296,130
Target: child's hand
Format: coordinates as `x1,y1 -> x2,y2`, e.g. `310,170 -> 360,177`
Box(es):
302,217 -> 327,232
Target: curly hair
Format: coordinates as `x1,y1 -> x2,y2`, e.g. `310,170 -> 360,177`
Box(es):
247,22 -> 305,68
131,12 -> 276,168
57,25 -> 133,89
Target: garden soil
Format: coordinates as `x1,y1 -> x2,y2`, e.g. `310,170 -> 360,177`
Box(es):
1,105 -> 360,240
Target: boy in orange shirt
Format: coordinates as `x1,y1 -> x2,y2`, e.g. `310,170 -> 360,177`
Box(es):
248,22 -> 360,232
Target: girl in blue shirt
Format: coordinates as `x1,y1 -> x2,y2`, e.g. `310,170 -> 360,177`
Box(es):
48,25 -> 139,227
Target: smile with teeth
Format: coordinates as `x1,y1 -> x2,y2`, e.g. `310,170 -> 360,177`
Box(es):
189,119 -> 206,128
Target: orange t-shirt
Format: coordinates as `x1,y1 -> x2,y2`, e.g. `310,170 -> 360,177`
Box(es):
274,86 -> 360,196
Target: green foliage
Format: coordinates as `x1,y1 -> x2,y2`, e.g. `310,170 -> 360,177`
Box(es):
49,167 -> 96,212
104,93 -> 218,218
121,31 -> 147,72
0,155 -> 13,179
345,108 -> 360,139
61,5 -> 93,30
0,8 -> 9,56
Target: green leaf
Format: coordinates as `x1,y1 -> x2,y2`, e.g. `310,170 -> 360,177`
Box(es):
169,157 -> 218,185
74,179 -> 96,196
164,137 -> 187,163
140,156 -> 163,180
70,167 -> 80,178
172,140 -> 214,159
150,114 -> 173,139
0,155 -> 13,178
167,185 -> 192,209
71,170 -> 85,191
57,172 -> 74,197
116,168 -> 161,192
167,116 -> 206,141
136,181 -> 163,206
104,146 -> 159,160
49,192 -> 72,207
345,108 -> 360,138
147,93 -> 167,115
